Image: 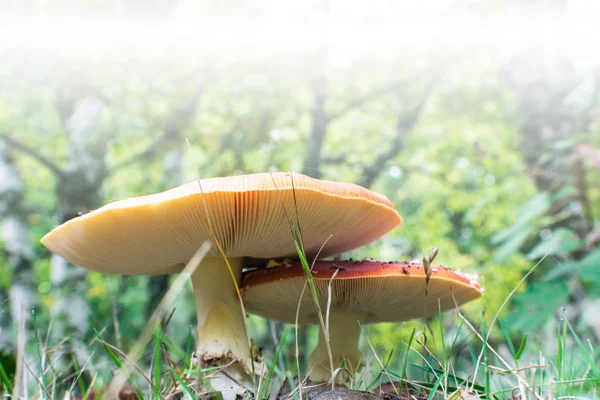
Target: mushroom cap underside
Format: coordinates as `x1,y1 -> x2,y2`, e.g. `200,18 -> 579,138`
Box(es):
41,172 -> 402,275
241,260 -> 483,324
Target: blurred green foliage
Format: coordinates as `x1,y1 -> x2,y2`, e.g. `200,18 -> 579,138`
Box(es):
0,19 -> 599,392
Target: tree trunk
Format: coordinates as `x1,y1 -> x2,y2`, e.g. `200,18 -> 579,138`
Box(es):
358,90 -> 431,189
0,142 -> 36,350
50,95 -> 106,339
302,74 -> 328,179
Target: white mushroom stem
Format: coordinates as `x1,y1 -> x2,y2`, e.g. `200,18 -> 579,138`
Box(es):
308,310 -> 367,383
191,257 -> 255,397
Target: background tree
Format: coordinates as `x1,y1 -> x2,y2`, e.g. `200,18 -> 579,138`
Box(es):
0,141 -> 36,349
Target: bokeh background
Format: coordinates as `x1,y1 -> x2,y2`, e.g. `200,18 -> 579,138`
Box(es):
1,0 -> 599,395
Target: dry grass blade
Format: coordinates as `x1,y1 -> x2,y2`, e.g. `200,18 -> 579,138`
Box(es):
186,137 -> 256,382
399,333 -> 445,392
23,361 -> 52,399
289,172 -> 304,244
414,334 -> 443,370
454,310 -> 541,400
324,267 -> 341,386
270,171 -> 336,388
161,346 -> 182,381
359,323 -> 397,392
493,365 -> 548,375
325,268 -> 340,341
294,233 -> 334,398
106,241 -> 212,399
422,246 -> 438,296
13,303 -> 26,399
466,253 -> 547,399
97,340 -> 157,388
111,296 -> 123,349
295,279 -> 309,400
68,351 -> 95,394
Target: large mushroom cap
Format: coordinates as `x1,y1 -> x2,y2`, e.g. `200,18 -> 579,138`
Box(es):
41,172 -> 402,275
241,260 -> 482,324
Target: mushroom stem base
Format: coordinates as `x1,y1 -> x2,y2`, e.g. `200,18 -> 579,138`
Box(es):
191,257 -> 259,398
308,310 -> 367,383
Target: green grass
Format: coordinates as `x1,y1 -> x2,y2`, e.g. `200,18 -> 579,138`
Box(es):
2,284 -> 599,399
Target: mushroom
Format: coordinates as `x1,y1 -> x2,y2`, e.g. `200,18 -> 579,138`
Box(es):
241,260 -> 483,383
41,172 -> 402,397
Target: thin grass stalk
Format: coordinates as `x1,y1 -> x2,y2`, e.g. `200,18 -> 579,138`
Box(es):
187,138 -> 257,383
106,242 -> 211,399
269,172 -> 336,388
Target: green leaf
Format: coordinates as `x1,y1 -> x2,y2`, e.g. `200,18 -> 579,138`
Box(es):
462,197 -> 491,224
505,281 -> 570,332
574,248 -> 600,281
491,222 -> 526,245
514,334 -> 527,362
527,228 -> 582,259
517,192 -> 551,224
545,248 -> 600,282
543,260 -> 580,280
493,226 -> 532,263
551,186 -> 578,202
492,192 -> 550,249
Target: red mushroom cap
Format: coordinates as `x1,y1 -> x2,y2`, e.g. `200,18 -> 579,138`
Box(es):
241,260 -> 483,324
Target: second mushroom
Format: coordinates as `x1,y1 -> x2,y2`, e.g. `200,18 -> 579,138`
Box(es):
241,260 -> 483,383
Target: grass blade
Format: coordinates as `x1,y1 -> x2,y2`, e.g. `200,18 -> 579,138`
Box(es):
562,312 -> 600,379
94,329 -> 144,400
514,334 -> 527,362
257,325 -> 291,399
426,373 -> 443,400
498,317 -> 515,359
174,372 -> 199,400
153,326 -> 163,399
32,307 -> 49,400
400,328 -> 417,393
365,349 -> 394,392
413,365 -> 486,393
0,357 -> 13,393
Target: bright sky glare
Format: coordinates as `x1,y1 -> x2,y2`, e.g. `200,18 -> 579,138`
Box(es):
1,1 -> 599,65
